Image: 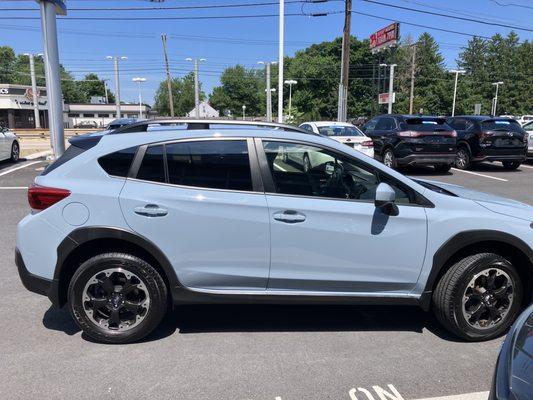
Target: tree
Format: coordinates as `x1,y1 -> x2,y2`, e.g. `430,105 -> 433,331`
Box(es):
209,65 -> 265,117
153,73 -> 203,116
77,73 -> 115,103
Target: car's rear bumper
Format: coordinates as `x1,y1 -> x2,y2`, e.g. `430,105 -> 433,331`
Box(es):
397,154 -> 456,166
473,154 -> 527,163
16,248 -> 60,307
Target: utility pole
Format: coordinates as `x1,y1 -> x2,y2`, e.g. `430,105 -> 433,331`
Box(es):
103,79 -> 109,104
259,61 -> 276,122
387,64 -> 397,114
337,0 -> 352,122
491,81 -> 504,116
186,58 -> 205,118
24,53 -> 42,128
38,0 -> 66,158
106,56 -> 127,119
409,44 -> 417,115
450,69 -> 465,117
161,34 -> 175,117
278,0 -> 285,123
242,105 -> 246,120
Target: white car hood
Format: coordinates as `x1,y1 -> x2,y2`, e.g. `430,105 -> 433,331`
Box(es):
416,179 -> 533,222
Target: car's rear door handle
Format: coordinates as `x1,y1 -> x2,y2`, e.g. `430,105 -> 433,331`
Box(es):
134,204 -> 168,217
273,210 -> 306,223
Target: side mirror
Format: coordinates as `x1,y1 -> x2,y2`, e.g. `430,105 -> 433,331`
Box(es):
375,182 -> 398,215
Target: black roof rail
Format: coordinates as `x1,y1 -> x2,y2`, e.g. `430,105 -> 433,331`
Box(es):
108,118 -> 315,135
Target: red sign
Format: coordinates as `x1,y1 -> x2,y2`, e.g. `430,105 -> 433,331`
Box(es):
370,23 -> 400,53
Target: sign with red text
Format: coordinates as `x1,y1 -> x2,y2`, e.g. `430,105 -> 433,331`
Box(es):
370,23 -> 400,53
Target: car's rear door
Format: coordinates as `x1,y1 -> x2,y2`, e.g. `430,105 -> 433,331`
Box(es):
119,138 -> 271,291
257,138 -> 428,294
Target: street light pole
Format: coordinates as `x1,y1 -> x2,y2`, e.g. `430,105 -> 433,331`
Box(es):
24,53 -> 43,128
107,56 -> 127,119
278,0 -> 284,123
284,79 -> 297,118
132,77 -> 146,119
258,61 -> 276,122
186,58 -> 206,118
491,81 -> 504,116
103,79 -> 109,104
37,0 -> 66,158
449,69 -> 465,117
242,105 -> 246,120
387,64 -> 397,114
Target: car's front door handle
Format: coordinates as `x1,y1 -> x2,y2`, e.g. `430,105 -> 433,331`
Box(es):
134,204 -> 168,217
273,210 -> 306,223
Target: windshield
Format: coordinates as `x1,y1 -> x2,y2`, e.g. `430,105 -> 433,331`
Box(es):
317,125 -> 364,137
403,118 -> 453,132
482,119 -> 524,132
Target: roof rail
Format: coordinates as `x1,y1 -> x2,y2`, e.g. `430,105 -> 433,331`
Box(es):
109,118 -> 314,135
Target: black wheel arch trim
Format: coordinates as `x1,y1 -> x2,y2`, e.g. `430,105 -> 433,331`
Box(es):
53,226 -> 182,307
419,229 -> 533,311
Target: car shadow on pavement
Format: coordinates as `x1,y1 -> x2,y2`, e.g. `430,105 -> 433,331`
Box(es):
168,304 -> 461,342
42,304 -> 461,343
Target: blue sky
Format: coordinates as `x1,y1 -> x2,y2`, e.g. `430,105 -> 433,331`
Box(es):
3,0 -> 532,105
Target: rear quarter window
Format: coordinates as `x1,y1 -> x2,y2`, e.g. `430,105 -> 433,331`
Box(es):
98,146 -> 138,177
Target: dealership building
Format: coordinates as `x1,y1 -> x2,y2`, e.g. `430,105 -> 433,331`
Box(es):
0,84 -> 49,129
1,83 -> 152,130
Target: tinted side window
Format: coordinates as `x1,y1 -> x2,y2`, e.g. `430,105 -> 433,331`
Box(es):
98,146 -> 138,177
363,118 -> 378,132
137,145 -> 165,183
262,141 -> 412,204
375,117 -> 394,130
166,140 -> 253,191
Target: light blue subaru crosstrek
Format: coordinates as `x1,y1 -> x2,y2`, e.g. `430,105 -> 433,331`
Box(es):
16,120 -> 533,344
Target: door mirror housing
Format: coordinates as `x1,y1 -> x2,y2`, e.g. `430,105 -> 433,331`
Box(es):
375,182 -> 398,215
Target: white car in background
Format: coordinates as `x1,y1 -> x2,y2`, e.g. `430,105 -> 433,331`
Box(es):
0,126 -> 20,162
517,115 -> 533,126
523,120 -> 533,159
299,121 -> 374,158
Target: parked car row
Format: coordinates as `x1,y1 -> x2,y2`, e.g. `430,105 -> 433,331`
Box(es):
301,115 -> 530,173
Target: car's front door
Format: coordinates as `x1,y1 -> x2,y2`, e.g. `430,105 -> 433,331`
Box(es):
119,138 -> 271,291
258,139 -> 428,294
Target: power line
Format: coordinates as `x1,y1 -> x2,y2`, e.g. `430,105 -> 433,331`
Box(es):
360,0 -> 533,33
488,0 -> 533,10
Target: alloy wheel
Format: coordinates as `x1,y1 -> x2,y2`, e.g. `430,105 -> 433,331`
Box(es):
11,142 -> 19,161
461,268 -> 515,330
456,149 -> 468,169
82,268 -> 150,332
383,151 -> 394,168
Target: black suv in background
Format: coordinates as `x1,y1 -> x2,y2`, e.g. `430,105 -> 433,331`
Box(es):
362,115 -> 457,172
446,116 -> 528,170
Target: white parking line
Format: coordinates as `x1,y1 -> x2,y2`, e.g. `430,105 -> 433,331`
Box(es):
0,161 -> 41,177
0,186 -> 28,190
413,391 -> 489,400
520,164 -> 533,169
452,168 -> 508,182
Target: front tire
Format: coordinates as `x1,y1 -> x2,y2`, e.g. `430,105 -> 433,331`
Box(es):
502,161 -> 520,170
10,141 -> 19,162
68,253 -> 168,344
433,253 -> 523,341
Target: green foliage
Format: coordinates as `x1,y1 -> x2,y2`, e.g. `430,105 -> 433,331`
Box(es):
209,65 -> 265,117
153,72 -> 203,116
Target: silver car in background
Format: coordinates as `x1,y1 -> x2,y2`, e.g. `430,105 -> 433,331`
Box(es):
299,121 -> 374,158
523,121 -> 533,159
0,126 -> 20,162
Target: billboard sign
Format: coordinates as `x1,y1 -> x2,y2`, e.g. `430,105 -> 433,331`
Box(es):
378,92 -> 396,104
370,23 -> 400,53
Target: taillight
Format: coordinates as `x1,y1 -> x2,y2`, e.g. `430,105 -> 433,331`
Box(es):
450,130 -> 457,138
398,130 -> 422,137
28,184 -> 70,211
361,140 -> 374,147
477,131 -> 494,140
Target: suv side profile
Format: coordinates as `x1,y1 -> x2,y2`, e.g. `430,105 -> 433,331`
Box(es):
16,121 -> 532,344
446,116 -> 527,170
362,115 -> 457,172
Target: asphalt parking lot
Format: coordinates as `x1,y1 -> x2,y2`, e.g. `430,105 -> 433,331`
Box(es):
1,158 -> 532,400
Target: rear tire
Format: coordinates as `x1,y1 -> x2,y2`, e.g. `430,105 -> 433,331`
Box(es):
434,164 -> 452,173
10,141 -> 19,162
455,147 -> 471,170
502,161 -> 521,170
68,253 -> 168,344
432,253 -> 523,341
